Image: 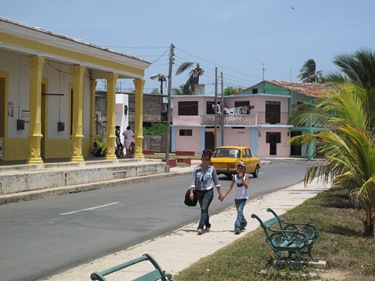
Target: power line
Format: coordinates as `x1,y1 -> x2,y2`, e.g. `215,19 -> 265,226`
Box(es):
175,47 -> 262,80
117,45 -> 263,90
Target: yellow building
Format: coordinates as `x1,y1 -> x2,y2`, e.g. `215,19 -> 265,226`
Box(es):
0,17 -> 149,164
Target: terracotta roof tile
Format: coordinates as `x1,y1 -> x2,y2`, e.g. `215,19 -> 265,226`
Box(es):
266,80 -> 328,97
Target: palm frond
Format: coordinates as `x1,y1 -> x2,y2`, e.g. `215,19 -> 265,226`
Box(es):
176,62 -> 194,75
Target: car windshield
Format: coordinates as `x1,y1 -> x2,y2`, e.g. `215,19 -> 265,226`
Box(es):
214,148 -> 240,158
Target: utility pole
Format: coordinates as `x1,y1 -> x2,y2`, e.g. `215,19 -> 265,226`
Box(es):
262,63 -> 265,81
165,43 -> 174,172
214,67 -> 218,149
220,71 -> 224,146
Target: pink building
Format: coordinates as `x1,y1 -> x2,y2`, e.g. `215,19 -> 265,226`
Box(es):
171,80 -> 327,158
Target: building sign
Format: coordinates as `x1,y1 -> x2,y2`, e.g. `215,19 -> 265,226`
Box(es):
8,102 -> 14,117
21,110 -> 30,123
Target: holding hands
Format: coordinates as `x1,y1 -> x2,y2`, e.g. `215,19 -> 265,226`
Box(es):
218,193 -> 223,201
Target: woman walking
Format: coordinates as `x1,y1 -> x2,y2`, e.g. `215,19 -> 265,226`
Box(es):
188,149 -> 223,235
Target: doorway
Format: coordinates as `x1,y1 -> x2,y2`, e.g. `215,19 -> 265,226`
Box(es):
266,132 -> 281,155
290,131 -> 302,156
205,131 -> 215,151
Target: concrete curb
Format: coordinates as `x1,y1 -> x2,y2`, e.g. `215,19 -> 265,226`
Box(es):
0,167 -> 194,205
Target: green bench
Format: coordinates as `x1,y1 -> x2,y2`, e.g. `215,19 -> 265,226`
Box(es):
251,208 -> 320,273
90,253 -> 176,281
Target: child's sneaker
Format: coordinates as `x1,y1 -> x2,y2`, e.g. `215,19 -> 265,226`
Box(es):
235,228 -> 241,234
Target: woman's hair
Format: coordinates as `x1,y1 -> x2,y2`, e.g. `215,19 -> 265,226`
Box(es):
202,148 -> 213,159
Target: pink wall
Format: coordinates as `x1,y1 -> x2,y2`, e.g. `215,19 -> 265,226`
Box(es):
174,127 -> 201,153
222,127 -> 251,147
224,96 -> 289,115
172,96 -> 210,125
258,128 -> 290,157
172,95 -> 292,157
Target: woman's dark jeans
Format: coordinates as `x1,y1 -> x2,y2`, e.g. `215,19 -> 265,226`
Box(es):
195,189 -> 213,230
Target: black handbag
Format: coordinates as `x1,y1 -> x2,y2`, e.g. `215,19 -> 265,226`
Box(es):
184,189 -> 197,207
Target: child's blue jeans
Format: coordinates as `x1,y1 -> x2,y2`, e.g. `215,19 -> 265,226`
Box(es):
235,198 -> 247,230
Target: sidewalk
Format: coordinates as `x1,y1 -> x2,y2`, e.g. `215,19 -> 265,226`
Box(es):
42,176 -> 329,280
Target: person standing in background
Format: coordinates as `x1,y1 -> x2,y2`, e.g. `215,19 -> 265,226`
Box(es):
123,126 -> 134,158
115,126 -> 123,158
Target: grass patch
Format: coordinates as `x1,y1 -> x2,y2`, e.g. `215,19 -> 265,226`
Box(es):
174,186 -> 375,281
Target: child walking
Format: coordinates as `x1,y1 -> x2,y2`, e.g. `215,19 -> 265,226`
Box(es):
221,162 -> 249,234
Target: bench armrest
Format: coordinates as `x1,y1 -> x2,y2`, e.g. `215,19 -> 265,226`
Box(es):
266,208 -> 319,240
90,253 -> 174,281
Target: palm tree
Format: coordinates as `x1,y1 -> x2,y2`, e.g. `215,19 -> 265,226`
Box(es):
325,48 -> 375,91
298,59 -> 323,83
289,83 -> 375,236
175,62 -> 204,95
172,85 -> 187,95
325,48 -> 375,131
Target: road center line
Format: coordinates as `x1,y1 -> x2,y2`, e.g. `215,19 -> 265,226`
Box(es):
60,202 -> 120,216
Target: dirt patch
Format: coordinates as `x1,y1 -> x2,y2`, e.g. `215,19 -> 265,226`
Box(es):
317,269 -> 373,281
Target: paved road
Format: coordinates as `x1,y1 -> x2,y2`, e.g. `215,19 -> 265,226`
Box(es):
0,159 -> 312,281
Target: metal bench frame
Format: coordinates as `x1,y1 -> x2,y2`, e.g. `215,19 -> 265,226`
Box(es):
251,209 -> 320,273
90,253 -> 176,281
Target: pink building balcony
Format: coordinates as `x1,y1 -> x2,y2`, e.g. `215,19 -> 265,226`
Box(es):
200,112 -> 289,126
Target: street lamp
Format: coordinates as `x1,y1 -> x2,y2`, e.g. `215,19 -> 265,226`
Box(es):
150,74 -> 167,94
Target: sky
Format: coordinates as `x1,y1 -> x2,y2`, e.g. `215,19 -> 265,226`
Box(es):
2,0 -> 374,96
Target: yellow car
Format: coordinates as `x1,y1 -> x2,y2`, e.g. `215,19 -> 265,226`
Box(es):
211,146 -> 260,178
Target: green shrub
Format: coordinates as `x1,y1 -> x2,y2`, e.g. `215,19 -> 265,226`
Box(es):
94,135 -> 106,155
143,123 -> 167,135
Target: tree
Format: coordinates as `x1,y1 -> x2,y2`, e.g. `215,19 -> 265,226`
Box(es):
172,85 -> 189,95
289,83 -> 375,236
175,62 -> 204,95
298,59 -> 323,83
223,86 -> 243,96
325,48 -> 375,133
143,123 -> 167,135
325,48 -> 375,91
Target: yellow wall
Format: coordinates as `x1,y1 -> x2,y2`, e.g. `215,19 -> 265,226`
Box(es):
82,138 -> 91,158
0,33 -> 145,77
43,139 -> 71,159
0,25 -> 148,163
3,138 -> 29,160
39,138 -> 92,159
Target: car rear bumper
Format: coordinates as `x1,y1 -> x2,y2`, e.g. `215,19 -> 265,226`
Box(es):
215,167 -> 236,174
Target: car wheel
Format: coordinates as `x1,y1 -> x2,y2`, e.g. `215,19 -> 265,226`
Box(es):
252,166 -> 259,178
